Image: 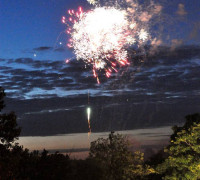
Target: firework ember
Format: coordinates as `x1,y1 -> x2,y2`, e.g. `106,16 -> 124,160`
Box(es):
87,0 -> 98,5
62,1 -> 152,83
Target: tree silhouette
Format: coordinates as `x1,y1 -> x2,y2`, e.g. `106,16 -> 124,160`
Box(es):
0,87 -> 21,147
89,132 -> 154,180
157,113 -> 200,179
0,87 -> 21,179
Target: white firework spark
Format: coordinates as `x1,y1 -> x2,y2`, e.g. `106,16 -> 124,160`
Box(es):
87,0 -> 98,5
72,7 -> 132,70
139,29 -> 148,41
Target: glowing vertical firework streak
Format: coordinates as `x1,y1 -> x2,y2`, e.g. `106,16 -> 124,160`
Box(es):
87,90 -> 91,137
87,107 -> 91,134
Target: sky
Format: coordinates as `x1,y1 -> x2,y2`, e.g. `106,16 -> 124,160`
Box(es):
0,0 -> 200,136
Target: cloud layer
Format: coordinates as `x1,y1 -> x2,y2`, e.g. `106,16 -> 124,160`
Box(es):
1,45 -> 200,135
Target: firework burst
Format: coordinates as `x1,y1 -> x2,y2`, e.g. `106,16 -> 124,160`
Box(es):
62,1 -> 152,83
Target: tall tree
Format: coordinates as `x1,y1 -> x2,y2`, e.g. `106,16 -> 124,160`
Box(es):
89,132 -> 154,180
157,113 -> 200,180
0,87 -> 21,147
0,87 -> 21,179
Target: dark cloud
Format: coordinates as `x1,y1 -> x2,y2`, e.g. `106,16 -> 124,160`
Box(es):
144,45 -> 200,63
33,46 -> 52,51
15,58 -> 34,64
54,47 -> 66,52
32,46 -> 67,53
1,45 -> 200,96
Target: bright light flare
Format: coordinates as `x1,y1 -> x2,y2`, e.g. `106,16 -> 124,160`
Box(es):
62,4 -> 150,83
87,107 -> 91,121
70,7 -> 135,82
72,7 -> 130,63
65,59 -> 70,63
87,107 -> 91,133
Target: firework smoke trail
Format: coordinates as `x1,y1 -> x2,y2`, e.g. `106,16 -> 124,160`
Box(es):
62,0 -> 160,83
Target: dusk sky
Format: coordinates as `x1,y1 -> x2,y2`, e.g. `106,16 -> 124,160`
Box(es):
0,0 -> 200,136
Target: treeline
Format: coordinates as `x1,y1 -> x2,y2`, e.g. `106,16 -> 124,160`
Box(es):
0,87 -> 200,180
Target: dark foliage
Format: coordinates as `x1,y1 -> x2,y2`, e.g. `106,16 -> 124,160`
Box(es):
156,113 -> 200,179
171,113 -> 200,141
0,87 -> 21,147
